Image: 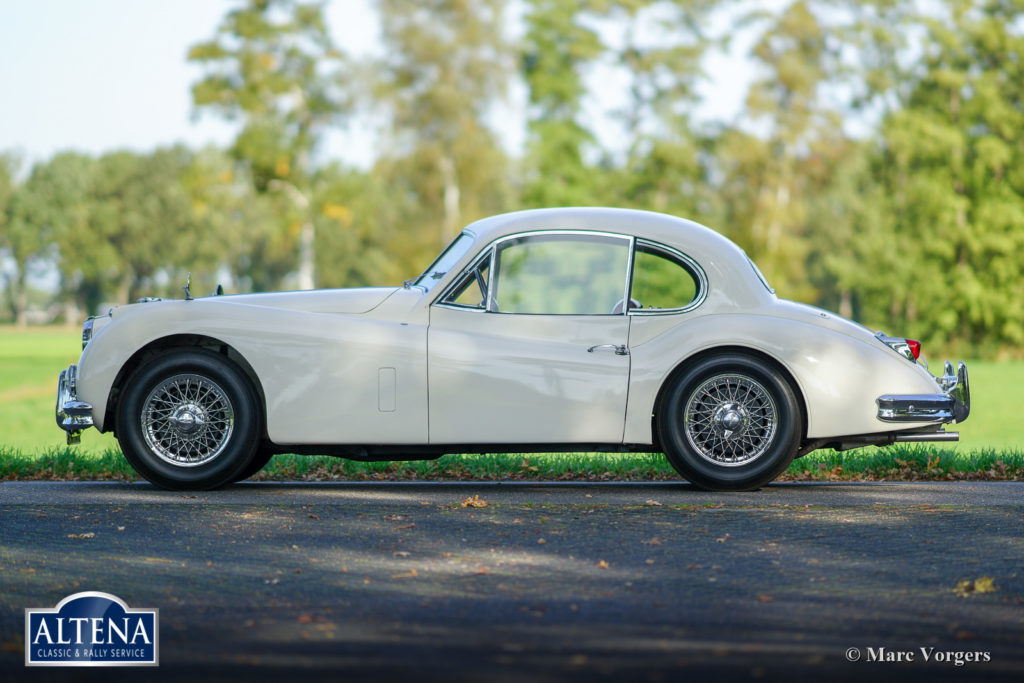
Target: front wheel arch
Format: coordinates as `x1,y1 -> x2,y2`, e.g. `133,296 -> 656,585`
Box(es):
104,334 -> 266,438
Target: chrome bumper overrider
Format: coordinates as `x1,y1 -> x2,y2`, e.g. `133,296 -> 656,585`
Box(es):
55,365 -> 94,445
877,361 -> 971,424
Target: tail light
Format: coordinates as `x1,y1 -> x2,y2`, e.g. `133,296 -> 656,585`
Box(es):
876,332 -> 921,363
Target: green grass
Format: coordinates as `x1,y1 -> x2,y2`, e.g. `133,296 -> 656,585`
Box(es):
1,324 -> 1021,480
2,444 -> 1022,482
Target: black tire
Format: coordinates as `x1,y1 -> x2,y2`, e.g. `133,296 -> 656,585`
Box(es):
233,445 -> 276,482
658,353 -> 802,491
116,348 -> 262,490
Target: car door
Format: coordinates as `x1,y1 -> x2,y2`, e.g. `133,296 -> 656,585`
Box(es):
428,231 -> 633,444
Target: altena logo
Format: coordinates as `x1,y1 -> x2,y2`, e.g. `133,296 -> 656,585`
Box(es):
24,592 -> 159,667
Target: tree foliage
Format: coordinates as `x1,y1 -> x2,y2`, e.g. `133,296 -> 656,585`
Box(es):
2,0 -> 1022,358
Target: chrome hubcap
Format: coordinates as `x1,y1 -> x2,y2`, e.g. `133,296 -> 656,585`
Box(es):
684,374 -> 777,467
141,374 -> 234,467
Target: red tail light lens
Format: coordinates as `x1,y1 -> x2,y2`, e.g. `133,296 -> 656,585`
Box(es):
906,339 -> 921,360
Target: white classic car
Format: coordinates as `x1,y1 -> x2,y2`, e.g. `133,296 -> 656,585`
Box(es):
56,208 -> 970,491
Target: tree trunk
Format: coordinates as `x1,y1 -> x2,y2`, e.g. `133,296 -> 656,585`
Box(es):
12,274 -> 27,327
438,155 -> 460,246
839,290 -> 853,319
116,269 -> 134,305
269,179 -> 315,289
297,218 -> 315,290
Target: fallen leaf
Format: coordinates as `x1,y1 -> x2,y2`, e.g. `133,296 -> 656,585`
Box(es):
393,523 -> 416,530
537,538 -> 547,545
715,534 -> 731,543
973,577 -> 997,593
308,514 -> 320,520
643,537 -> 662,545
757,594 -> 773,603
644,499 -> 663,506
67,532 -> 95,539
597,560 -> 609,569
392,569 -> 419,579
953,577 -> 997,597
461,495 -> 488,508
297,614 -> 314,623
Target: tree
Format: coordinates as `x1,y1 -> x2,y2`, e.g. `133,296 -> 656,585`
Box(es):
4,153 -> 96,323
870,0 -> 1024,355
597,0 -> 719,217
520,0 -> 605,206
189,0 -> 349,289
376,0 -> 513,249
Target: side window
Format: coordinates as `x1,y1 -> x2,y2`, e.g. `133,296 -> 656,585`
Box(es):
629,243 -> 700,311
491,234 -> 630,315
442,257 -> 491,309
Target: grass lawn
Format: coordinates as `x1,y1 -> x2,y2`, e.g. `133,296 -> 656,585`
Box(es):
1,324 -> 1021,480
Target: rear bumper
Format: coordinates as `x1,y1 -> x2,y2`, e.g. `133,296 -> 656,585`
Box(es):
55,365 -> 94,445
877,361 -> 971,424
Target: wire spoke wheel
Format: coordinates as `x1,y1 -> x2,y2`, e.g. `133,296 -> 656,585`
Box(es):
141,373 -> 235,467
683,373 -> 777,467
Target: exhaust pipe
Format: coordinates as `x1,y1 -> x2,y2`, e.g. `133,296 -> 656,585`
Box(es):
893,432 -> 959,443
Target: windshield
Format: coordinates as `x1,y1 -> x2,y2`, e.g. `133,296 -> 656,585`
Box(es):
412,232 -> 475,292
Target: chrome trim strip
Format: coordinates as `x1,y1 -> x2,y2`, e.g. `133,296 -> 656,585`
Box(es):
621,235 -> 636,316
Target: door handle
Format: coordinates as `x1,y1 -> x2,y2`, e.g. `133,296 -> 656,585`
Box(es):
587,344 -> 629,356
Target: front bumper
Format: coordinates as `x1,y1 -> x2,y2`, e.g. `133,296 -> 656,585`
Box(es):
55,365 -> 94,445
877,361 -> 971,424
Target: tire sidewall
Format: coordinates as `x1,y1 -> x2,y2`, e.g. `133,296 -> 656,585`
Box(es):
659,354 -> 802,491
117,349 -> 261,490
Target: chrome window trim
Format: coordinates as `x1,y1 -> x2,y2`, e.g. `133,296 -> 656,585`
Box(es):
627,239 -> 708,316
434,248 -> 494,312
413,231 -> 477,293
432,229 -> 634,316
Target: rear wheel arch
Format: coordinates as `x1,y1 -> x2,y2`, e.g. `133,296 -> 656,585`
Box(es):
651,345 -> 808,451
104,334 -> 267,439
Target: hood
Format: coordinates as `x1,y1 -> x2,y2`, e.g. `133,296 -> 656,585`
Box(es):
120,287 -> 401,316
218,287 -> 400,314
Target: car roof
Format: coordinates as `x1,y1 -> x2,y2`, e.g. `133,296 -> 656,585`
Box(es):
450,208 -> 774,312
461,207 -> 741,257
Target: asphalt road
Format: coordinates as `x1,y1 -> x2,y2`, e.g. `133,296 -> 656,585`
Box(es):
2,481 -> 1022,682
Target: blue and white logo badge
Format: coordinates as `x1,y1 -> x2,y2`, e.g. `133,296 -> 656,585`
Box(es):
25,592 -> 159,667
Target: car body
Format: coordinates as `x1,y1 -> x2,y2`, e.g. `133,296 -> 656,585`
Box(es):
56,207 -> 970,490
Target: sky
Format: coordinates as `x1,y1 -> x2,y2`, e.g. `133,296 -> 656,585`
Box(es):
0,0 -> 756,173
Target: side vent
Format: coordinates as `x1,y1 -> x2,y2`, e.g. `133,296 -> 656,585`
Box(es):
378,368 -> 397,413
